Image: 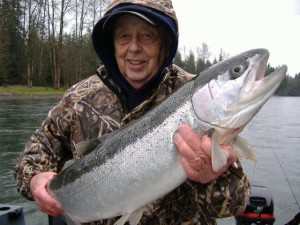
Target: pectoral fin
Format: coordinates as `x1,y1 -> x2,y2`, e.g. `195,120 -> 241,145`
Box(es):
211,131 -> 229,172
232,135 -> 257,162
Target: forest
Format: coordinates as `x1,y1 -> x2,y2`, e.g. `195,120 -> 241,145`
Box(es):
1,0 -> 300,95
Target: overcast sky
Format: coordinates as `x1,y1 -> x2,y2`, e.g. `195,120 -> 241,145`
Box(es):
172,0 -> 300,76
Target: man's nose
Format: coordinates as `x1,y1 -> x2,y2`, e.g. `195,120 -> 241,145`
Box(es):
128,36 -> 141,52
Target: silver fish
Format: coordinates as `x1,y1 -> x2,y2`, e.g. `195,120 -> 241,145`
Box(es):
48,48 -> 287,225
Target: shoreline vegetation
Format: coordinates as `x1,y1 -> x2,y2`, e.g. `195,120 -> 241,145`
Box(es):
0,85 -> 65,99
1,85 -> 298,100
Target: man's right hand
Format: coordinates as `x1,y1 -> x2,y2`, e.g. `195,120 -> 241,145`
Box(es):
30,172 -> 63,215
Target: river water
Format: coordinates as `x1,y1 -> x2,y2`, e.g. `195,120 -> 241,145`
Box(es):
0,97 -> 299,225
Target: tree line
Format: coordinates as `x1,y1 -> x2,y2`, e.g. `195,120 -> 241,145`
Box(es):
0,0 -> 109,89
1,0 -> 300,95
174,44 -> 300,96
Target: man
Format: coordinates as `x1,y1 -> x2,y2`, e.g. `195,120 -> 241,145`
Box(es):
14,0 -> 250,224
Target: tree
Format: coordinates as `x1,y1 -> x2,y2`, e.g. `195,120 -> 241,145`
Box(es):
59,0 -> 108,86
2,1 -> 300,96
195,58 -> 206,74
23,0 -> 46,87
266,63 -> 275,75
194,42 -> 212,74
90,0 -> 109,27
0,0 -> 24,85
174,51 -> 184,68
184,50 -> 196,74
69,0 -> 108,83
196,42 -> 211,62
45,0 -> 73,89
287,74 -> 300,96
56,0 -> 73,89
218,48 -> 229,62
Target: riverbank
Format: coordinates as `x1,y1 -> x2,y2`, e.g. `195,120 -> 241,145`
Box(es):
0,92 -> 63,100
0,85 -> 65,100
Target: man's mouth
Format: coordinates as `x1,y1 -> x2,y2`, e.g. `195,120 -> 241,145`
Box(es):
128,60 -> 144,65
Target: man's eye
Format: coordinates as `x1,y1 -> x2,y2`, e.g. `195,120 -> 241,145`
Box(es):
117,33 -> 131,44
140,33 -> 156,44
120,33 -> 129,38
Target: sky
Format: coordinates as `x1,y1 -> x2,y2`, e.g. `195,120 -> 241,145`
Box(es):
172,0 -> 300,76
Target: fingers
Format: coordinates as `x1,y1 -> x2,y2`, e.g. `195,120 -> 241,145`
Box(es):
174,124 -> 236,183
180,157 -> 213,184
174,124 -> 208,170
30,172 -> 63,215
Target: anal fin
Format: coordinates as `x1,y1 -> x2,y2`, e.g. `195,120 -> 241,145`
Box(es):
114,208 -> 144,225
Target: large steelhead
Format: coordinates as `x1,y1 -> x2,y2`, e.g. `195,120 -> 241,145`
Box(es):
49,49 -> 287,225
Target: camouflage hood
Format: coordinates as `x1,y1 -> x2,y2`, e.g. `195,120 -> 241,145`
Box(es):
105,0 -> 178,29
92,0 -> 179,110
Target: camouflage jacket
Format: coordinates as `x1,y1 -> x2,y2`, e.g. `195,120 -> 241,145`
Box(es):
14,64 -> 250,225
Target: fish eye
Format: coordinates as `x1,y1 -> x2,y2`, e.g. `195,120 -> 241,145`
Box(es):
230,65 -> 245,79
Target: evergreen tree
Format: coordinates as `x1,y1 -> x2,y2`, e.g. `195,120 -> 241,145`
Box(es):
0,0 -> 25,85
266,63 -> 275,75
218,48 -> 229,62
212,57 -> 218,65
205,59 -> 212,69
184,50 -> 196,74
288,74 -> 300,96
174,51 -> 184,68
195,58 -> 206,74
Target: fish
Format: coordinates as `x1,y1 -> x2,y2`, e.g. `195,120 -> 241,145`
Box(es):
48,48 -> 287,225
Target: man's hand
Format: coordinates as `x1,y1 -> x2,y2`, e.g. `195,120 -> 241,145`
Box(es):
174,124 -> 236,183
30,172 -> 63,215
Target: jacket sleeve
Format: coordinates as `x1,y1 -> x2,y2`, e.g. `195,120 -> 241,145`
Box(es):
14,99 -> 74,200
196,160 -> 250,218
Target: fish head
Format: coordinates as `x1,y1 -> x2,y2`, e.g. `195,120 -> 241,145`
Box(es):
192,48 -> 287,135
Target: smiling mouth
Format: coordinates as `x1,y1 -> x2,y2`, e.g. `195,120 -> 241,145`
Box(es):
128,60 -> 145,65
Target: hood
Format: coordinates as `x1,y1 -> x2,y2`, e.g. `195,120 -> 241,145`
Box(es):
92,0 -> 179,111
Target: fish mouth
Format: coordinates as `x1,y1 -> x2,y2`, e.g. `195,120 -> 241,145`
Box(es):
243,49 -> 287,103
244,49 -> 269,93
225,50 -> 287,129
253,50 -> 269,81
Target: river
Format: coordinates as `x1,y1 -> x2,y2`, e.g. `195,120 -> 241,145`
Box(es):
0,96 -> 299,225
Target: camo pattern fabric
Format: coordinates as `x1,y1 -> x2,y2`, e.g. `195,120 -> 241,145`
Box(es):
106,0 -> 178,28
15,64 -> 250,225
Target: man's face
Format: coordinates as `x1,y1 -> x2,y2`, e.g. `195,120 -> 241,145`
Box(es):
114,15 -> 166,89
